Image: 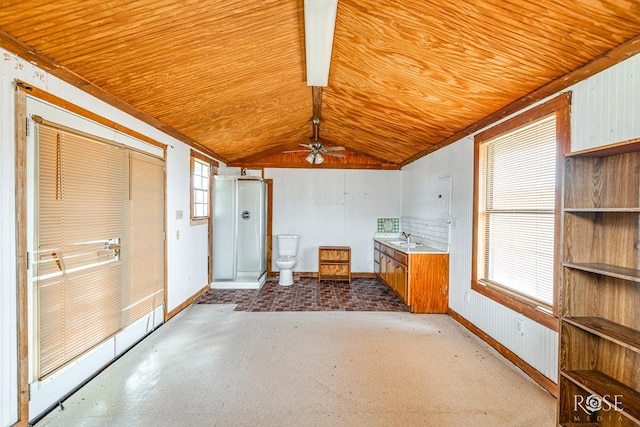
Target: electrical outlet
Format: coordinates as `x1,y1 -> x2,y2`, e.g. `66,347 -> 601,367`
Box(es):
464,291 -> 470,304
515,318 -> 524,336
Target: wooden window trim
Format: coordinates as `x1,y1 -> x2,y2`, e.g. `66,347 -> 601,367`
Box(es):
471,93 -> 571,332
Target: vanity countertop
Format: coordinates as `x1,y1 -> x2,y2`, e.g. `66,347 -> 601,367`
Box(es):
374,237 -> 449,254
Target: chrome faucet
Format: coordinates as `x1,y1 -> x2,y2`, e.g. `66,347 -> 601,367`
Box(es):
401,232 -> 411,243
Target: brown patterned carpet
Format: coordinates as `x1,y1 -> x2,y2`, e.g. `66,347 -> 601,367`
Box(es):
197,276 -> 408,312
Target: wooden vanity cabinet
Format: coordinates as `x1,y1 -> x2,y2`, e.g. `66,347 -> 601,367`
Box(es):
374,241 -> 448,313
394,258 -> 408,302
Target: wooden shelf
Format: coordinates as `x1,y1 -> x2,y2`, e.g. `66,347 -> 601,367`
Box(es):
559,139 -> 640,426
563,262 -> 640,283
565,207 -> 640,213
563,317 -> 640,354
567,137 -> 640,157
560,424 -> 600,426
562,370 -> 640,425
318,246 -> 351,283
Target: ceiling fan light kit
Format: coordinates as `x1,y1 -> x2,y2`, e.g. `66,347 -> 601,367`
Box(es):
283,116 -> 345,165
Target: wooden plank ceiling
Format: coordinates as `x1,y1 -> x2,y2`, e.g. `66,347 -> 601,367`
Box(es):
1,1 -> 640,169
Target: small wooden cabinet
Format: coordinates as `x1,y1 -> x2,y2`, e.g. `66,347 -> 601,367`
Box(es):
318,246 -> 351,283
374,241 -> 448,313
558,138 -> 640,426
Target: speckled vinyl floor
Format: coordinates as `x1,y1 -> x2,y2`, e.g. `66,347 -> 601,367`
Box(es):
197,277 -> 408,312
36,306 -> 557,426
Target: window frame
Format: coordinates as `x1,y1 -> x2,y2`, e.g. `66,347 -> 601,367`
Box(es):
472,93 -> 570,331
190,151 -> 213,225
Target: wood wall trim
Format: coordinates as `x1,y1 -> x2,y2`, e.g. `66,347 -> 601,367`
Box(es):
232,161 -> 401,170
567,136 -> 640,157
448,308 -> 558,398
163,155 -> 169,330
15,80 -> 29,427
401,35 -> 640,166
17,81 -> 167,152
232,143 -> 400,170
191,149 -> 219,168
208,166 -> 218,284
165,284 -> 209,321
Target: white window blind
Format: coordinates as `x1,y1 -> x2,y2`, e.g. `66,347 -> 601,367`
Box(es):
478,115 -> 556,307
124,152 -> 165,325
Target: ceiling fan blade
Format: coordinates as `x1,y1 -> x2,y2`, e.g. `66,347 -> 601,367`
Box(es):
321,145 -> 344,152
283,149 -> 312,153
323,151 -> 344,158
299,143 -> 314,149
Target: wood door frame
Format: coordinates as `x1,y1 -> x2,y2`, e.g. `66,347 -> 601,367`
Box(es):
265,178 -> 273,277
15,80 -> 30,427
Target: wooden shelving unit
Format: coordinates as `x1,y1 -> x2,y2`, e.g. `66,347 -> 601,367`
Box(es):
318,246 -> 351,283
558,138 -> 640,426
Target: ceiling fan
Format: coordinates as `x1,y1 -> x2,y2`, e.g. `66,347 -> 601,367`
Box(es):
284,117 -> 345,164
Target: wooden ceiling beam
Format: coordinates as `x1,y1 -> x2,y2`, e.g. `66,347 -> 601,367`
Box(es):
312,86 -> 322,120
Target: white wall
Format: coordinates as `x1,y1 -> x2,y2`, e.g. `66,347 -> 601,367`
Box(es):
265,168 -> 401,272
571,55 -> 640,151
401,52 -> 640,384
165,143 -> 210,311
0,48 -> 210,425
0,48 -> 21,427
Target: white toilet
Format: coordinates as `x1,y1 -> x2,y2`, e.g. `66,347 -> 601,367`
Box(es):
275,234 -> 299,286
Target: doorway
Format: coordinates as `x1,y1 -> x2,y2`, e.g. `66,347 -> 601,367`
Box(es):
23,96 -> 166,421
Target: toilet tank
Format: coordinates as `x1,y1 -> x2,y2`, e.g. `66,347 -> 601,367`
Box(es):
277,234 -> 299,257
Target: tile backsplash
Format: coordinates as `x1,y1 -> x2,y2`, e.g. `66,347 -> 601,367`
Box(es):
377,217 -> 400,233
401,216 -> 449,245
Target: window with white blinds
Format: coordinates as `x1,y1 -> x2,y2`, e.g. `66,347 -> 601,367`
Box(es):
35,119 -> 164,379
477,116 -> 556,306
472,93 -> 570,326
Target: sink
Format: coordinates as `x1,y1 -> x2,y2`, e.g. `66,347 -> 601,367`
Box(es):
390,241 -> 421,248
399,242 -> 419,248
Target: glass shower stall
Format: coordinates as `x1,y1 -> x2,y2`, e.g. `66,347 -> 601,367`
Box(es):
212,176 -> 267,289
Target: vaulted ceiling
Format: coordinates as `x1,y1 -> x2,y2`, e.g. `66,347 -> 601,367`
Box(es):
1,1 -> 639,169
